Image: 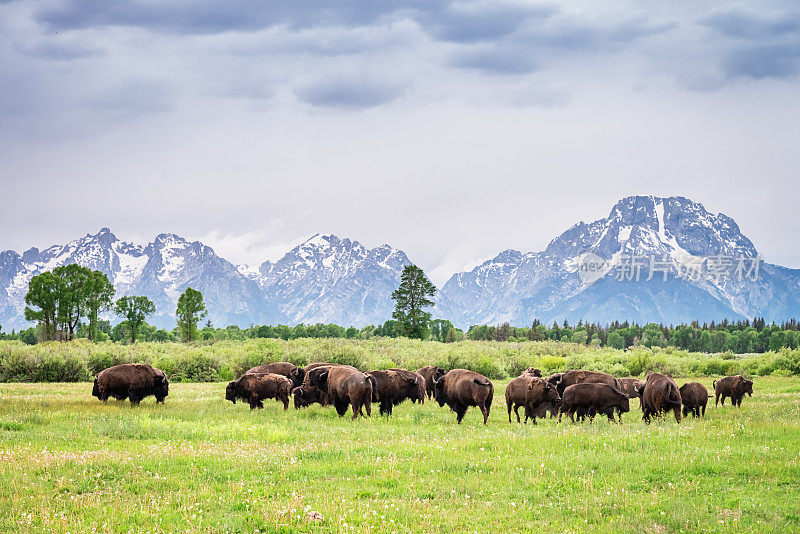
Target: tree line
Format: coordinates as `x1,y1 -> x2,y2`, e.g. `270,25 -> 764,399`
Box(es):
3,263 -> 800,354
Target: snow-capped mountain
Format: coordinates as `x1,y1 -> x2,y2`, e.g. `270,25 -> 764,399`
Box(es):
437,195 -> 800,327
2,195 -> 799,332
0,228 -> 271,330
238,234 -> 413,327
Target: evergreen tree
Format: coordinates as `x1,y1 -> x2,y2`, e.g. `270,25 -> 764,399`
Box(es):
391,265 -> 437,340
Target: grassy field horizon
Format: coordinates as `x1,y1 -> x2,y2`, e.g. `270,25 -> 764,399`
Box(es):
2,376 -> 799,533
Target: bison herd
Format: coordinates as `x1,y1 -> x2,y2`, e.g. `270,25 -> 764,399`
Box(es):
91,362 -> 754,425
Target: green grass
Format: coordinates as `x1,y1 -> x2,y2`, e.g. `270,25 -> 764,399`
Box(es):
1,378 -> 799,533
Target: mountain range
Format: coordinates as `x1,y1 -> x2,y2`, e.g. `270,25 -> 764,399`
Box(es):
1,195 -> 798,331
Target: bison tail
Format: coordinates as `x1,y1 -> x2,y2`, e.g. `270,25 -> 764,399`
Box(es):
712,379 -> 717,390
366,374 -> 378,402
473,378 -> 491,387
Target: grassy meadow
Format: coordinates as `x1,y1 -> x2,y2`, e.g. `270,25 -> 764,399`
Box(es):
2,376 -> 799,533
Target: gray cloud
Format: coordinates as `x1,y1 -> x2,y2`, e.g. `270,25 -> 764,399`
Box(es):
701,5 -> 800,40
296,77 -> 406,109
721,43 -> 800,79
450,45 -> 539,75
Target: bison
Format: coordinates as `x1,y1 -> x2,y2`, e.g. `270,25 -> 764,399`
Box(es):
558,383 -> 629,424
289,362 -> 334,390
523,378 -> 561,424
308,365 -> 376,419
545,373 -> 563,386
505,375 -> 537,423
433,369 -> 494,425
226,373 -> 292,410
618,378 -> 645,399
521,367 -> 542,378
92,363 -> 169,405
679,382 -> 709,418
416,366 -> 446,399
713,375 -> 753,407
291,363 -> 337,409
245,362 -> 302,387
555,370 -> 621,397
637,372 -> 682,424
368,369 -> 426,416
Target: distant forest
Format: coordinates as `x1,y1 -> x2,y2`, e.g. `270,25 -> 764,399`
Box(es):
3,316 -> 800,355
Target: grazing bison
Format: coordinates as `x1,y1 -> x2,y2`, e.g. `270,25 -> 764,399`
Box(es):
679,382 -> 709,418
291,364 -> 337,409
521,367 -> 542,378
713,375 -> 753,407
226,373 -> 292,410
545,373 -> 563,386
433,369 -> 494,425
92,363 -> 169,405
555,370 -> 621,397
368,369 -> 426,416
505,375 -> 537,423
558,383 -> 629,424
245,362 -> 301,387
308,366 -> 376,419
416,366 -> 446,399
289,362 -> 335,389
618,378 -> 646,399
523,378 -> 561,424
637,373 -> 682,424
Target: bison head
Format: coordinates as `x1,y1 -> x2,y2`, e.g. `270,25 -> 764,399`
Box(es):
432,375 -> 447,407
307,368 -> 329,390
292,386 -> 309,409
524,367 -> 542,378
618,394 -> 631,414
153,373 -> 169,403
289,367 -> 305,388
225,381 -> 238,403
744,378 -> 753,396
634,383 -> 645,399
92,378 -> 101,399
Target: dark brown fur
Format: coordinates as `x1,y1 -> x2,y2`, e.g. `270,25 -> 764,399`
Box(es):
289,362 -> 334,389
291,364 -> 336,409
505,375 -> 536,423
368,369 -> 426,416
416,366 -> 446,399
433,369 -> 494,425
523,378 -> 561,424
522,367 -> 542,377
556,369 -> 621,397
92,363 -> 169,405
226,373 -> 292,410
308,366 -> 376,419
558,383 -> 629,424
679,382 -> 708,417
637,372 -> 682,423
713,375 -> 753,407
618,378 -> 645,399
245,362 -> 301,387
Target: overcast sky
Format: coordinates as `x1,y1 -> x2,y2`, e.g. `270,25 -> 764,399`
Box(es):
1,0 -> 799,285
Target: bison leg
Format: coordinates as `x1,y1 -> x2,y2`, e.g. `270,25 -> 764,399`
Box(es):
455,405 -> 468,424
513,404 -> 521,423
481,403 -> 490,425
506,398 -> 513,423
715,393 -> 720,407
673,407 -> 681,423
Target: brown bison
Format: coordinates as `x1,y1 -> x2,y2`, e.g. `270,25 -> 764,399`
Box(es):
521,367 -> 542,377
289,362 -> 334,389
368,369 -> 426,416
523,378 -> 561,424
555,370 -> 621,397
679,382 -> 709,417
637,373 -> 682,423
92,363 -> 169,405
291,363 -> 336,409
713,375 -> 753,407
226,373 -> 292,410
618,378 -> 645,399
433,369 -> 494,425
245,362 -> 302,387
545,373 -> 563,385
558,383 -> 629,424
308,365 -> 376,419
416,366 -> 446,399
505,375 -> 537,423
